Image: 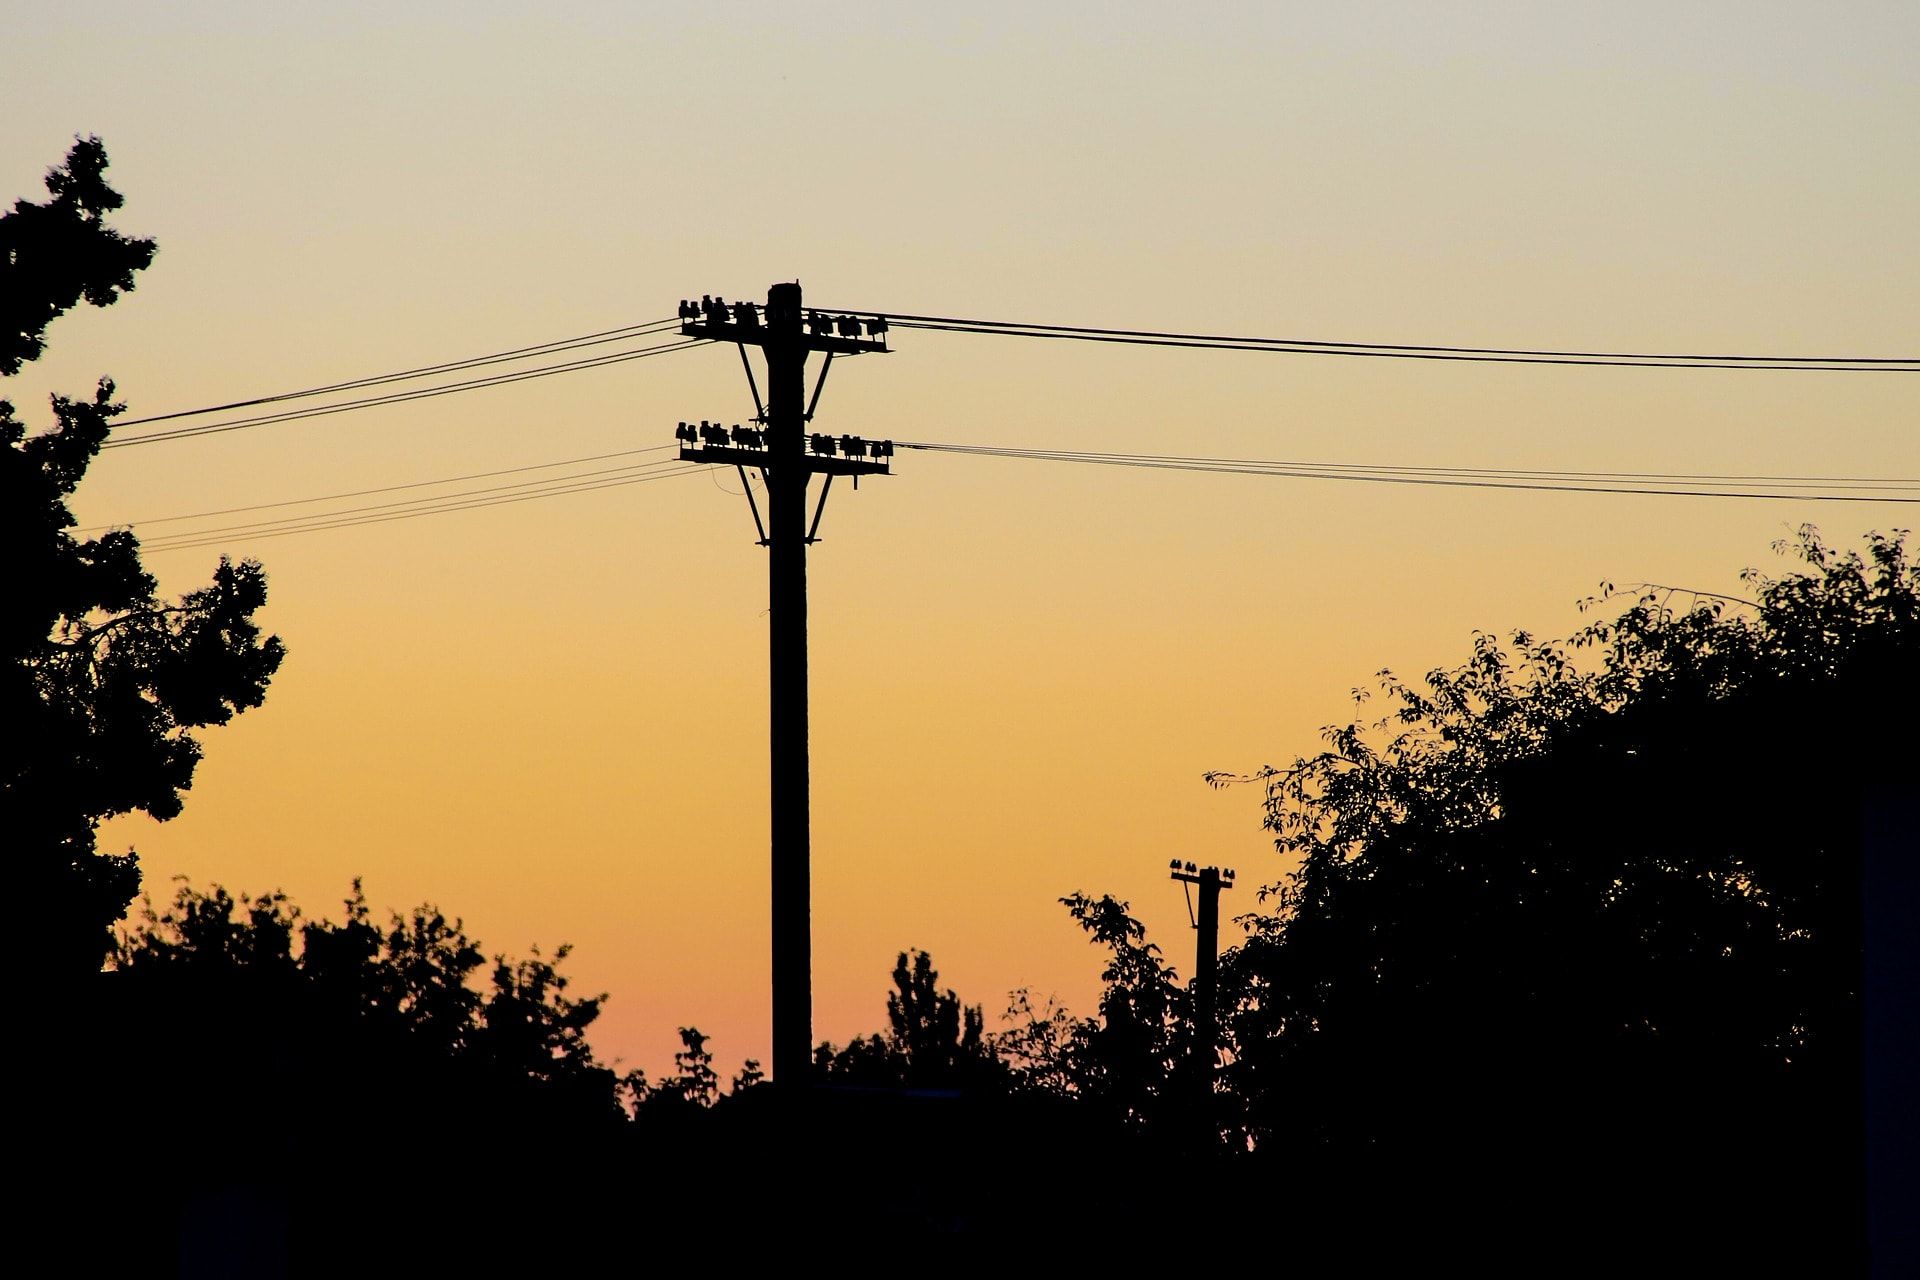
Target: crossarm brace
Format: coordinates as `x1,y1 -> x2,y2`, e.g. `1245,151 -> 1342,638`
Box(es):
738,344 -> 765,422
805,473 -> 834,544
739,466 -> 769,545
805,352 -> 834,421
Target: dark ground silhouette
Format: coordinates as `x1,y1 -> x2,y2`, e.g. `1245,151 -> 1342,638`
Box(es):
23,536 -> 1915,1268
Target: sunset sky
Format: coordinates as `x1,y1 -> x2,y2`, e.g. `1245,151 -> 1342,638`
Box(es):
7,2 -> 1917,1080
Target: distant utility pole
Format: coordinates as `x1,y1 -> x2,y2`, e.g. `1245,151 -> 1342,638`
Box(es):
674,283 -> 893,1086
1169,860 -> 1236,1085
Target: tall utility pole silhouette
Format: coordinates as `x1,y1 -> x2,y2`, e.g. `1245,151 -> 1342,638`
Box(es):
675,284 -> 893,1085
1169,860 -> 1235,1084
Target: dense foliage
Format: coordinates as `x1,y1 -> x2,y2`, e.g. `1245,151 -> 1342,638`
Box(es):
1205,528 -> 1915,1250
1,136 -> 155,376
3,140 -> 283,978
114,878 -> 619,1103
815,949 -> 999,1089
994,894 -> 1194,1126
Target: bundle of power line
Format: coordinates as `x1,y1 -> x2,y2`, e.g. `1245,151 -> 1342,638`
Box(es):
91,303 -> 1918,553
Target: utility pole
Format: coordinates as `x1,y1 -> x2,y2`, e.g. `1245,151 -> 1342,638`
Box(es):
1170,860 -> 1235,1086
675,284 -> 892,1085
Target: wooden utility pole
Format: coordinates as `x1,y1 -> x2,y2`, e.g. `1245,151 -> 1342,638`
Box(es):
1170,860 -> 1235,1084
675,284 -> 892,1084
762,284 -> 812,1087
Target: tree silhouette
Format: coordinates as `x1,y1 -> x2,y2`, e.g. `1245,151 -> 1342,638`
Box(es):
1,136 -> 155,376
993,986 -> 1082,1097
815,949 -> 1000,1089
635,1026 -> 725,1110
1212,528 -> 1915,1254
3,139 -> 283,977
46,878 -> 641,1263
113,877 -> 623,1110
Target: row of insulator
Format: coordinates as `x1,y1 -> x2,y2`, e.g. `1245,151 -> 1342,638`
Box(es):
676,421 -> 894,460
679,422 -> 894,458
811,434 -> 892,459
677,420 -> 762,447
680,297 -> 760,326
1168,859 -> 1236,880
809,311 -> 888,340
677,297 -> 888,340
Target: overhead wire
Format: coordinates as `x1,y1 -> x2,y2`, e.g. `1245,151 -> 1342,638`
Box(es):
141,463 -> 704,553
105,336 -> 712,449
138,457 -> 692,546
113,318 -> 684,428
79,303 -> 1918,555
87,302 -> 1917,461
110,430 -> 1919,559
904,444 -> 1919,490
81,444 -> 680,532
898,441 -> 1920,503
831,309 -> 1920,371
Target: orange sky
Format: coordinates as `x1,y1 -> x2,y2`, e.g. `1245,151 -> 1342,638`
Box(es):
6,3 -> 1917,1080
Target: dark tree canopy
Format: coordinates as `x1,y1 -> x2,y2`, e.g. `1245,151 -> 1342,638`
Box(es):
1208,528 -> 1915,1252
993,895 -> 1190,1125
1,138 -> 283,975
815,949 -> 999,1089
1,136 -> 156,376
112,878 -> 622,1112
30,878 -> 646,1264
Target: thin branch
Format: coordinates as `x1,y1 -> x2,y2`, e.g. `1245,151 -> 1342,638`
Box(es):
58,603 -> 190,648
1626,581 -> 1761,611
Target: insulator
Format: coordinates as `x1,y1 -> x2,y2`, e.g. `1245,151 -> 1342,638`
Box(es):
809,434 -> 836,455
840,435 -> 866,457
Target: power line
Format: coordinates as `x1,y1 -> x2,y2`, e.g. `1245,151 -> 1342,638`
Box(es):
883,321 -> 1918,372
108,436 -> 1920,545
142,464 -> 702,553
104,337 -> 711,449
90,301 -> 1918,457
899,441 -> 1920,503
914,445 -> 1919,490
143,468 -> 695,552
114,318 -> 683,427
138,458 -> 691,546
834,310 -> 1920,371
82,444 -> 680,532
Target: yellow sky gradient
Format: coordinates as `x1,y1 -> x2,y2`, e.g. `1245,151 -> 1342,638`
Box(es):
6,2 -> 1917,1078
